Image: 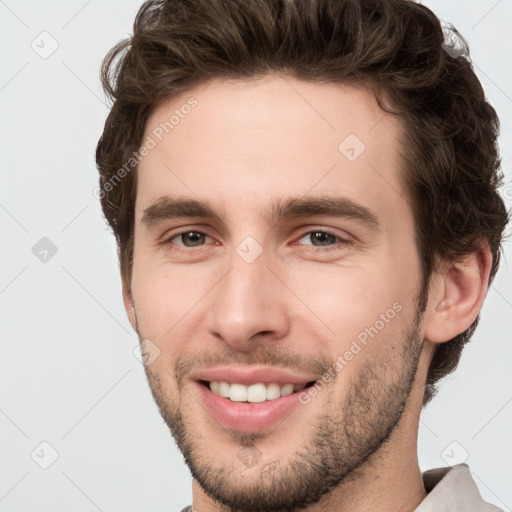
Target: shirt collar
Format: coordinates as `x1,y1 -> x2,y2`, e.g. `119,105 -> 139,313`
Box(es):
414,463 -> 502,511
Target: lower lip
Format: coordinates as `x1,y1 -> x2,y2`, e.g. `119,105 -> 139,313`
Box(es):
195,382 -> 306,432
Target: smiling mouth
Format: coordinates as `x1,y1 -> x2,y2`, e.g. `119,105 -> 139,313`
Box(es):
201,380 -> 317,403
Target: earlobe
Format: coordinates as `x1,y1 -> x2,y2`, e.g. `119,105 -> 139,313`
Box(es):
423,243 -> 492,344
122,277 -> 137,332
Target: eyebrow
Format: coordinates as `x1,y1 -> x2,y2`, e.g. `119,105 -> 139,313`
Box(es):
141,195 -> 379,230
141,197 -> 223,226
272,196 -> 379,229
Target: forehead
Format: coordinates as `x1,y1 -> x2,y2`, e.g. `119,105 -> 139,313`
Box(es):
136,75 -> 408,223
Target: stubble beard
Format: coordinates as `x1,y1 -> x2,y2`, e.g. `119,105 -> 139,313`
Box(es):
139,312 -> 424,511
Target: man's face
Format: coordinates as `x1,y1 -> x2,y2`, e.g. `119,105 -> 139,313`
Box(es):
127,76 -> 429,509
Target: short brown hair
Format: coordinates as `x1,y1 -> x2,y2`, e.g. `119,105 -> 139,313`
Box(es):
95,0 -> 509,405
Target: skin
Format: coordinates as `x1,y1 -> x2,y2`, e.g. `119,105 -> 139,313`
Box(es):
122,75 -> 491,511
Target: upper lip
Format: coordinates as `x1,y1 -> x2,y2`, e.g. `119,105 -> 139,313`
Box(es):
191,365 -> 319,386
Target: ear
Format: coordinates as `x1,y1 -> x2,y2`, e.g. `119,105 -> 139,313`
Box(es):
423,242 -> 493,344
122,275 -> 137,332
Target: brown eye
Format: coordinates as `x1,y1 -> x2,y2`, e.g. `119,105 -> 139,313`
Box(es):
170,231 -> 210,247
297,231 -> 339,247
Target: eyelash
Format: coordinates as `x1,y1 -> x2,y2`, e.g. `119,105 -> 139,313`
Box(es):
295,229 -> 352,252
163,229 -> 351,253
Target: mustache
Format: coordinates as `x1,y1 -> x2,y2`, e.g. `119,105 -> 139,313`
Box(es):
174,344 -> 333,385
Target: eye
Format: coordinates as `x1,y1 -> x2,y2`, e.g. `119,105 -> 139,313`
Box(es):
167,231 -> 212,248
295,230 -> 350,250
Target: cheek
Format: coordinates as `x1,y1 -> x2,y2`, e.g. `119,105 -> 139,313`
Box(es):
132,253 -> 213,344
286,262 -> 407,344
285,261 -> 419,385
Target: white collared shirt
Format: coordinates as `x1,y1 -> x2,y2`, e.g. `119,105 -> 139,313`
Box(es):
415,464 -> 504,511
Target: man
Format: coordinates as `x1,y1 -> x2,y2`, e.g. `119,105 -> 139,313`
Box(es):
95,0 -> 508,510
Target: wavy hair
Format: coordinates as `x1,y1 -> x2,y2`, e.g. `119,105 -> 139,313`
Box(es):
96,0 -> 509,405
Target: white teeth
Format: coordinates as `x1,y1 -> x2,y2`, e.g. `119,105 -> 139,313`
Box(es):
280,383 -> 294,397
247,383 -> 267,403
229,383 -> 247,402
266,383 -> 281,400
218,381 -> 231,398
208,381 -> 310,403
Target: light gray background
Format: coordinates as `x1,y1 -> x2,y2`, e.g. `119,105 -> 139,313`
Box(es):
1,1 -> 511,511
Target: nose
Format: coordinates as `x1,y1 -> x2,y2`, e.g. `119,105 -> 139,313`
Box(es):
205,246 -> 290,351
